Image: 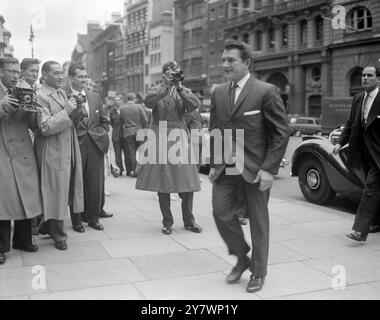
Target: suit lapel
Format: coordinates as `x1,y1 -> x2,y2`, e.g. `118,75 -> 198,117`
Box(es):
231,76 -> 254,117
366,90 -> 380,129
50,89 -> 65,109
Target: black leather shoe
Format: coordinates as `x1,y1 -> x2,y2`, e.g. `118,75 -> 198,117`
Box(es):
100,210 -> 113,219
12,244 -> 39,252
54,241 -> 68,251
247,276 -> 265,293
88,222 -> 104,231
184,223 -> 203,233
0,253 -> 6,265
346,231 -> 367,242
369,225 -> 380,233
130,171 -> 137,178
72,224 -> 85,233
226,256 -> 250,284
162,226 -> 172,235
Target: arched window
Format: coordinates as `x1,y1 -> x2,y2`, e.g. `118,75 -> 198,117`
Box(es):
350,67 -> 363,96
347,6 -> 372,32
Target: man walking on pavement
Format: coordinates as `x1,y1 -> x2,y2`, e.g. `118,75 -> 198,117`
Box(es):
208,40 -> 289,293
120,92 -> 149,177
334,65 -> 380,242
67,64 -> 110,232
110,95 -> 125,176
0,57 -> 42,264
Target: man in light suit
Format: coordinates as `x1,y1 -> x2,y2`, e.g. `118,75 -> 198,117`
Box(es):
67,64 -> 110,232
334,65 -> 380,242
209,40 -> 289,293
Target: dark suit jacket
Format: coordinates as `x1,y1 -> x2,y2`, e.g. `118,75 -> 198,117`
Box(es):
110,107 -> 123,141
209,75 -> 289,183
338,90 -> 380,170
68,89 -> 110,154
185,110 -> 203,131
120,102 -> 149,138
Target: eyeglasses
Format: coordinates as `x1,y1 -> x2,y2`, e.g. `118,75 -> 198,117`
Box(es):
4,69 -> 21,75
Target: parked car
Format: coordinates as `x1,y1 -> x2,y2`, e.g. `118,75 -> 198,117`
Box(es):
289,116 -> 322,137
291,128 -> 363,205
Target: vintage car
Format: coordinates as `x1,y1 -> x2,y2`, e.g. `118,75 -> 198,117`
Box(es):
289,116 -> 322,137
291,127 -> 364,205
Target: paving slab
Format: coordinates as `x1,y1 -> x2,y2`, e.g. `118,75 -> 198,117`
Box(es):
0,266 -> 49,298
169,231 -> 224,250
100,236 -> 187,258
103,221 -> 164,240
30,283 -> 144,300
135,273 -> 260,300
304,253 -> 380,285
45,258 -> 146,291
21,241 -> 110,266
0,250 -> 23,268
130,249 -> 231,280
281,236 -> 374,259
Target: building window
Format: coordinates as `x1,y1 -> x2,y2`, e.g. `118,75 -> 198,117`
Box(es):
268,27 -> 275,49
184,31 -> 191,48
231,1 -> 238,17
350,67 -> 363,96
255,30 -> 262,51
192,27 -> 203,47
243,0 -> 250,9
219,5 -> 225,18
347,6 -> 372,32
282,24 -> 288,46
308,95 -> 322,117
192,58 -> 202,77
311,67 -> 321,82
193,2 -> 203,18
218,29 -> 224,40
255,0 -> 262,9
300,20 -> 307,45
209,28 -> 216,43
210,8 -> 216,21
185,5 -> 192,20
242,33 -> 249,44
315,16 -> 323,41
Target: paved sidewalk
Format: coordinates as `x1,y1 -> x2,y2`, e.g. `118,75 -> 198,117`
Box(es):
1,174 -> 380,300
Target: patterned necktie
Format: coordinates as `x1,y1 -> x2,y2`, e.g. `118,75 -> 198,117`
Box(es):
361,93 -> 369,126
230,82 -> 238,110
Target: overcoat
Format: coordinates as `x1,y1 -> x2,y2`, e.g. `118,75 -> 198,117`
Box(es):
0,84 -> 42,220
136,86 -> 201,193
34,85 -> 84,221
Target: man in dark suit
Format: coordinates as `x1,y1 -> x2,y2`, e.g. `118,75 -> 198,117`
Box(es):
120,93 -> 149,177
67,64 -> 110,232
209,40 -> 289,293
110,95 -> 125,176
334,65 -> 380,242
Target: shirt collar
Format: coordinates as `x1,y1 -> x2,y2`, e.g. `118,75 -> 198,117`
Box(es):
366,86 -> 378,98
71,87 -> 86,96
234,73 -> 251,89
0,81 -> 8,93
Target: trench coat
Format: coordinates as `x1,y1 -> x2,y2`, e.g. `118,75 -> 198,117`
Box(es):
0,83 -> 42,220
34,85 -> 84,221
135,86 -> 201,193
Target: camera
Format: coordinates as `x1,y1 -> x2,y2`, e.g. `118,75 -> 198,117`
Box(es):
172,70 -> 184,82
68,93 -> 87,119
8,86 -> 40,113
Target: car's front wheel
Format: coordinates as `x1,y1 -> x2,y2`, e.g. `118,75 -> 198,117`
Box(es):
298,157 -> 336,205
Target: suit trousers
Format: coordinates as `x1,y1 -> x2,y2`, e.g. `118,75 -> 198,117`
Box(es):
0,219 -> 33,253
39,219 -> 67,243
158,192 -> 195,228
112,138 -> 124,173
123,134 -> 139,173
212,174 -> 270,278
80,135 -> 105,224
353,149 -> 380,234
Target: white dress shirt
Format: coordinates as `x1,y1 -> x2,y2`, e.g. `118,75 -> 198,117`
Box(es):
233,72 -> 251,104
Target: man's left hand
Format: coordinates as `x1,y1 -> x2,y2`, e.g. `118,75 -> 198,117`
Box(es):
254,169 -> 274,192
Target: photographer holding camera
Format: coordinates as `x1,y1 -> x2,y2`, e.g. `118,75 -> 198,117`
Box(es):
0,57 -> 43,265
136,61 -> 202,235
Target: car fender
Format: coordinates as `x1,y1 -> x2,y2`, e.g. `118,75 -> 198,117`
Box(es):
291,137 -> 362,196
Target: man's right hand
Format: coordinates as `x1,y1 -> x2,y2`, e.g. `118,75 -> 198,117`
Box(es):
332,143 -> 342,155
0,95 -> 19,113
64,97 -> 77,115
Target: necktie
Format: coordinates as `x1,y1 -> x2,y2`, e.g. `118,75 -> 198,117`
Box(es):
361,93 -> 369,126
230,82 -> 238,111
